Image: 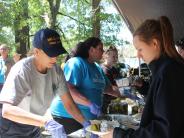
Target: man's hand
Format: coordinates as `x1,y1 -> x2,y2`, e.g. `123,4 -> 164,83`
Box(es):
81,120 -> 91,136
82,120 -> 91,128
89,103 -> 101,116
45,120 -> 67,138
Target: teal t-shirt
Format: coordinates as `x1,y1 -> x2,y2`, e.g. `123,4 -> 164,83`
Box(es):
0,57 -> 14,84
50,57 -> 109,120
0,57 -> 6,83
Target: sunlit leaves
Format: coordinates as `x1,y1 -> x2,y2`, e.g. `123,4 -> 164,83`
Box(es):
0,0 -> 128,58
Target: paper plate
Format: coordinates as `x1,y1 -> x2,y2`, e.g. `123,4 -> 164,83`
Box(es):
85,125 -> 110,136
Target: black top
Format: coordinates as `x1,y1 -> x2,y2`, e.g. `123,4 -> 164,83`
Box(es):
113,56 -> 184,138
101,64 -> 120,86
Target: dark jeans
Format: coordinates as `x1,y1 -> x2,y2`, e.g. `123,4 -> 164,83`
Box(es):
52,115 -> 83,134
0,84 -> 3,108
0,109 -> 41,138
0,84 -> 3,92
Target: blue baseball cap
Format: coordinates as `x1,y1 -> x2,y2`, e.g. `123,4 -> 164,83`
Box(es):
33,28 -> 67,57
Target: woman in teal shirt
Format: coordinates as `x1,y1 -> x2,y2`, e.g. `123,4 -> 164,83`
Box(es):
50,37 -> 120,134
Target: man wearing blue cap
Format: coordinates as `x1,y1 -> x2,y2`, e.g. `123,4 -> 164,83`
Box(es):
0,28 -> 89,138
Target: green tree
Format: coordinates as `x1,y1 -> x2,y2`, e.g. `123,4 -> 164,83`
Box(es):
13,0 -> 29,56
47,0 -> 61,29
92,0 -> 101,37
0,1 -> 15,46
0,0 -> 128,59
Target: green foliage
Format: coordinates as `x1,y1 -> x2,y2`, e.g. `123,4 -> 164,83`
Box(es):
28,0 -> 47,37
0,0 -> 129,64
56,0 -> 126,53
0,2 -> 13,49
0,1 -> 14,27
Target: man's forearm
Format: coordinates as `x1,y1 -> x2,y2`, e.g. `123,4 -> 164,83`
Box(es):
2,103 -> 47,127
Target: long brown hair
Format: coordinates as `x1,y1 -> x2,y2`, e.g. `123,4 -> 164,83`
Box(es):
133,16 -> 184,63
72,37 -> 102,59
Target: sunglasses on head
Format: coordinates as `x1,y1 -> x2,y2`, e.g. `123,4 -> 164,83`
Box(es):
176,39 -> 184,46
104,46 -> 117,53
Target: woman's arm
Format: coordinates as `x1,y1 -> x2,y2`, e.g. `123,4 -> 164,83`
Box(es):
67,82 -> 91,106
60,91 -> 86,124
104,84 -> 121,97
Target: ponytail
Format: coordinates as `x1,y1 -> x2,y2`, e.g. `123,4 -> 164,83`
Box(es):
159,16 -> 184,63
134,16 -> 184,64
159,16 -> 177,58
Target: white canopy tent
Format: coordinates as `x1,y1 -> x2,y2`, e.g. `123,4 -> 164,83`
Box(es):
112,0 -> 184,42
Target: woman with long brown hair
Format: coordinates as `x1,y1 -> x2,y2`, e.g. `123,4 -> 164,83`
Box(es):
50,37 -> 121,135
102,16 -> 184,138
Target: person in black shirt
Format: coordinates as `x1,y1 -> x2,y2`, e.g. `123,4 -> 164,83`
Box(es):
101,16 -> 184,138
101,46 -> 121,113
101,46 -> 120,85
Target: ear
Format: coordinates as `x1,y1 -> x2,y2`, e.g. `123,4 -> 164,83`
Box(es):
33,48 -> 39,56
102,53 -> 107,59
152,39 -> 160,49
89,47 -> 94,54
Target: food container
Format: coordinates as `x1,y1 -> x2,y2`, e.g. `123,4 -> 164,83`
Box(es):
108,114 -> 140,130
119,86 -> 131,96
107,101 -> 128,115
115,78 -> 129,87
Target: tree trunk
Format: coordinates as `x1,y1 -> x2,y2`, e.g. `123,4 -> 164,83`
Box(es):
92,0 -> 101,37
14,0 -> 29,56
47,0 -> 61,29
